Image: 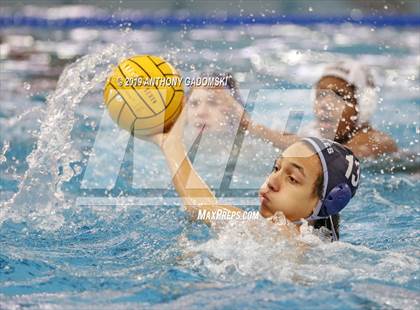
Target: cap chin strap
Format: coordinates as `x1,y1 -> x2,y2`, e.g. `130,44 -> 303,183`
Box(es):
293,200 -> 339,242
292,217 -> 338,242
329,216 -> 338,241
309,200 -> 339,242
305,199 -> 323,221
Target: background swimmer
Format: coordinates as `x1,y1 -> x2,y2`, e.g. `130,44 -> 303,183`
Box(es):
139,106 -> 361,241
183,72 -> 280,188
225,61 -> 398,158
186,73 -> 244,134
306,61 -> 398,157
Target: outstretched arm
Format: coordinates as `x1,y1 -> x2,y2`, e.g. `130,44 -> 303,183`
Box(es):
226,93 -> 299,149
241,114 -> 300,149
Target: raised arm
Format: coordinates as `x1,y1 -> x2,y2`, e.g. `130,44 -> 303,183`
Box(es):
139,106 -> 242,223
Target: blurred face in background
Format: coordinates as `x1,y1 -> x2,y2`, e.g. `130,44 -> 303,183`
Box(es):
186,87 -> 237,133
313,76 -> 359,141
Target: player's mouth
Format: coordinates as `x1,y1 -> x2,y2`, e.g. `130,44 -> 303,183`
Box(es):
259,192 -> 270,205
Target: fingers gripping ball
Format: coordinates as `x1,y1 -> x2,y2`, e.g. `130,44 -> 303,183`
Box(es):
104,55 -> 184,136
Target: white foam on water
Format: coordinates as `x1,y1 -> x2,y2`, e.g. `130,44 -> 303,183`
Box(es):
180,214 -> 322,283
0,140 -> 10,165
180,214 -> 419,287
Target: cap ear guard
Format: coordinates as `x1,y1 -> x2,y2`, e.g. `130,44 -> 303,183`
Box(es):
318,182 -> 352,217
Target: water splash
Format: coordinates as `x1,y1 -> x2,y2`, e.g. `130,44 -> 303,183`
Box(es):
0,44 -> 133,230
0,141 -> 10,165
180,215 -> 322,283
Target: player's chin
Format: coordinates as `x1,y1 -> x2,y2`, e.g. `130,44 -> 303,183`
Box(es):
259,203 -> 273,218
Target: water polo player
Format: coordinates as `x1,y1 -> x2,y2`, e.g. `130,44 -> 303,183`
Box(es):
141,107 -> 360,241
185,72 -> 244,135
303,60 -> 398,157
222,61 -> 398,158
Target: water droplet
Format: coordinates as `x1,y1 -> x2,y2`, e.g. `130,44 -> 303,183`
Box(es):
23,82 -> 31,90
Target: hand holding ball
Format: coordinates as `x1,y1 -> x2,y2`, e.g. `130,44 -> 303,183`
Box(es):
103,55 -> 184,136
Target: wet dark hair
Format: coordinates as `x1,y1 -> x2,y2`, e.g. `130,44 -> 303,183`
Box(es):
312,172 -> 340,240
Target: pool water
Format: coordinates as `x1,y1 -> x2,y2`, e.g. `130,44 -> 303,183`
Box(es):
0,21 -> 419,309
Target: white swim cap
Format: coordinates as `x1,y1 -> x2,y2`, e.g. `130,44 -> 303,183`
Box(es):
315,60 -> 379,124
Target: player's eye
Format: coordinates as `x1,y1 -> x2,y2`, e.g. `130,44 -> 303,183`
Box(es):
288,176 -> 298,184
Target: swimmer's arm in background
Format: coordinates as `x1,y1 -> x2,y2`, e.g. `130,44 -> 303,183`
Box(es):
244,117 -> 300,149
345,129 -> 398,158
225,92 -> 300,149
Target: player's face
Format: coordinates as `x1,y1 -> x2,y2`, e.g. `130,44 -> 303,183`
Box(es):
259,142 -> 321,222
313,77 -> 358,141
186,87 -> 234,132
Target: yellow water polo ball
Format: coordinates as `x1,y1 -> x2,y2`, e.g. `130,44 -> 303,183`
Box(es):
103,55 -> 184,136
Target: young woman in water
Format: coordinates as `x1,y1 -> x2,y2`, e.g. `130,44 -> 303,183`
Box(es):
139,101 -> 360,241
185,72 -> 244,135
225,60 -> 398,158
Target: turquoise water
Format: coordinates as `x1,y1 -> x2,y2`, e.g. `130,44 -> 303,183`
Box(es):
0,22 -> 419,309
